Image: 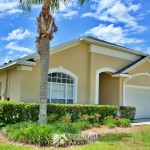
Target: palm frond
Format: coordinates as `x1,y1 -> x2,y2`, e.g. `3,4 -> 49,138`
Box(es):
19,0 -> 89,12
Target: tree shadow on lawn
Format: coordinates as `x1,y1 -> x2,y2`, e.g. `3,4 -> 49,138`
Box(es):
99,133 -> 132,142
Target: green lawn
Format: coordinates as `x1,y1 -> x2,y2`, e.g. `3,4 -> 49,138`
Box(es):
0,126 -> 150,150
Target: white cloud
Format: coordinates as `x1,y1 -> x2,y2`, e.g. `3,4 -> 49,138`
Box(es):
3,28 -> 33,41
5,41 -> 33,53
145,47 -> 150,54
0,1 -> 18,12
82,0 -> 144,31
0,1 -> 22,18
62,11 -> 78,19
53,0 -> 79,20
85,24 -> 143,44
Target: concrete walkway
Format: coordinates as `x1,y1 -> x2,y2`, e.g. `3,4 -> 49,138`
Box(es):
131,119 -> 150,126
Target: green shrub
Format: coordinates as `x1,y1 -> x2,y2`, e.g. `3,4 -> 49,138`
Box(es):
0,101 -> 135,127
92,123 -> 100,128
47,114 -> 57,123
104,118 -> 116,128
116,118 -> 131,127
74,121 -> 92,130
120,106 -> 136,120
60,114 -> 71,123
0,101 -> 39,127
2,122 -> 80,146
79,114 -> 89,122
47,104 -> 118,122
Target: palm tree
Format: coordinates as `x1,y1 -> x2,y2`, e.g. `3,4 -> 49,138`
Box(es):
19,0 -> 89,125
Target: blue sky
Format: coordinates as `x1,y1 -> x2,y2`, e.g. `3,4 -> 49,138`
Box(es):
0,0 -> 150,65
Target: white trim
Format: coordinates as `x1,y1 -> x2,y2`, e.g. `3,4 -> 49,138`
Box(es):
80,37 -> 148,56
90,44 -> 141,61
48,67 -> 78,103
112,74 -> 130,77
125,84 -> 150,90
17,66 -> 33,71
123,72 -> 150,106
122,56 -> 150,73
95,68 -> 117,104
124,72 -> 150,84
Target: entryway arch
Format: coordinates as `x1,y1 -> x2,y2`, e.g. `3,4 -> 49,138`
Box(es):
95,68 -> 117,104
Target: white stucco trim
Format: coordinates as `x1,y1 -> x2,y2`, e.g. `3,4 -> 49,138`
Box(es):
95,68 -> 117,104
123,72 -> 150,106
48,67 -> 78,104
122,56 -> 150,73
89,44 -> 141,61
112,74 -> 130,77
125,84 -> 150,90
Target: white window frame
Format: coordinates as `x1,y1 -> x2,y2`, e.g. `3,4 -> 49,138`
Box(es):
48,68 -> 78,104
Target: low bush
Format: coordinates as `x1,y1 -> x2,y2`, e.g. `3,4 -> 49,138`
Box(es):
74,121 -> 92,130
2,122 -> 80,146
104,118 -> 116,128
0,101 -> 135,127
0,101 -> 39,127
116,118 -> 131,127
120,106 -> 136,120
104,117 -> 131,128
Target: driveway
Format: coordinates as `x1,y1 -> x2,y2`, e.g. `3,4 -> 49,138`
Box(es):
131,119 -> 150,126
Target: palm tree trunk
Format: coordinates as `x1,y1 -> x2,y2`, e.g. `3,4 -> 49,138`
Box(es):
38,38 -> 49,124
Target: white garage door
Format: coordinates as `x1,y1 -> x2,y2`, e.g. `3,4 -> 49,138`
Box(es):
125,85 -> 150,119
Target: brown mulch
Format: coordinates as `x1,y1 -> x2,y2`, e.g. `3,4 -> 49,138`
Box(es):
82,125 -> 141,136
0,125 -> 141,150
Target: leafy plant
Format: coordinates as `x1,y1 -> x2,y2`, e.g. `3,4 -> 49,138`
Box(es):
60,114 -> 71,123
116,119 -> 131,127
47,114 -> 57,123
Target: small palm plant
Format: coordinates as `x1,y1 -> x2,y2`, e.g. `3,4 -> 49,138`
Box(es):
18,0 -> 89,124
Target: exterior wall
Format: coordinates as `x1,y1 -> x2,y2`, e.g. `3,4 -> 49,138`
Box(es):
20,65 -> 40,103
8,68 -> 21,102
0,68 -> 21,101
129,61 -> 150,75
89,52 -> 133,104
0,71 -> 7,100
20,43 -> 90,104
99,73 -> 120,105
126,75 -> 150,86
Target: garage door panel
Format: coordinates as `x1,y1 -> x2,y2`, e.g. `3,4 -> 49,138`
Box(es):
125,86 -> 150,119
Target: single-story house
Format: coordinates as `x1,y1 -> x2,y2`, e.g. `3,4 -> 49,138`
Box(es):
0,36 -> 150,119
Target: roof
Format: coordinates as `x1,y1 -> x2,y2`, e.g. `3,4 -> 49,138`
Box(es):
113,56 -> 150,75
0,36 -> 149,71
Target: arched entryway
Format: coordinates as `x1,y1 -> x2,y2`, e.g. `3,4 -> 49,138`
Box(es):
95,68 -> 117,104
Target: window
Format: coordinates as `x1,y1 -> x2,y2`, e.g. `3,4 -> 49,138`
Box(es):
48,73 -> 74,104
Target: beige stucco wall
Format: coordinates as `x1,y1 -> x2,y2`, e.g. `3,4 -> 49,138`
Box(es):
20,43 -> 90,104
0,68 -> 21,101
8,68 -> 21,102
89,52 -> 133,104
99,73 -> 120,105
129,61 -> 150,75
126,75 -> 150,86
0,71 -> 7,99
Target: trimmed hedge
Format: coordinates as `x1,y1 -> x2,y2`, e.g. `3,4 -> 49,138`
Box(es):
0,101 -> 39,127
47,104 -> 118,122
0,101 -> 136,127
120,106 -> 136,120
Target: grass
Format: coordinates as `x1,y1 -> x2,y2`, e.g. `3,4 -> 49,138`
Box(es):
0,126 -> 150,150
0,142 -> 33,150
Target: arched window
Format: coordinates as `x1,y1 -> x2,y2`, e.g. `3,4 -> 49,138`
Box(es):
48,72 -> 74,104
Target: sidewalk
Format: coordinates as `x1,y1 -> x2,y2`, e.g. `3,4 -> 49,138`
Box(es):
131,119 -> 150,126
